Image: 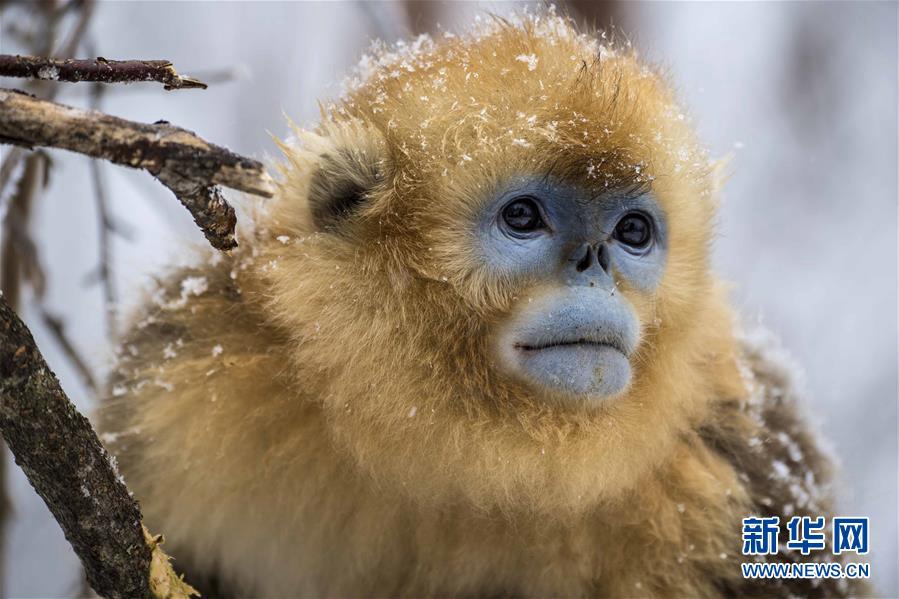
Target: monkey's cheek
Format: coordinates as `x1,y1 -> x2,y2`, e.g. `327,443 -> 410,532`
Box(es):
516,345 -> 632,402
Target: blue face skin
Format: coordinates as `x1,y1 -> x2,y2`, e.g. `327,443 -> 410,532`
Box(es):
480,176 -> 668,402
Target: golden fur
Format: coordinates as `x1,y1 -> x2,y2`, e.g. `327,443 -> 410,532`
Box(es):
99,13 -> 860,598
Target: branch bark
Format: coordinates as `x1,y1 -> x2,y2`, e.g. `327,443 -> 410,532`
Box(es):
0,88 -> 276,250
0,55 -> 207,90
0,294 -> 196,599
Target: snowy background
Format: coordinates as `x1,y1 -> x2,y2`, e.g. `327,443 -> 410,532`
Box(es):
1,2 -> 896,596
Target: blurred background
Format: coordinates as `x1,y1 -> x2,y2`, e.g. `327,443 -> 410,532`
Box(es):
0,1 -> 896,596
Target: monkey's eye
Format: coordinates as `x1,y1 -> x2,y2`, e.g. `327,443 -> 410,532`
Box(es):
613,212 -> 652,249
501,197 -> 547,235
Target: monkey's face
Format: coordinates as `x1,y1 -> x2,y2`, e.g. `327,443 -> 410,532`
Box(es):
482,179 -> 666,401
266,14 -> 728,511
275,17 -> 716,412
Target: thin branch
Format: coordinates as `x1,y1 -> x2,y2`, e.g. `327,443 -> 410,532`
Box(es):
33,65 -> 245,100
4,206 -> 46,297
52,0 -> 94,60
89,156 -> 118,340
0,147 -> 26,211
37,0 -> 63,57
0,55 -> 207,90
39,309 -> 98,392
88,80 -> 118,342
1,153 -> 46,309
0,295 -> 196,599
0,88 -> 276,250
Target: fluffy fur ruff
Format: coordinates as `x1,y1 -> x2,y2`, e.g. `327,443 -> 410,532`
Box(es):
98,13 -> 864,598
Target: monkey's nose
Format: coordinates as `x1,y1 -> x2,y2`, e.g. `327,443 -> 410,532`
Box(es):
575,245 -> 593,272
572,243 -> 611,274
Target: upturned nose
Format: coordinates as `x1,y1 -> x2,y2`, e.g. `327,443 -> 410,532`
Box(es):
571,243 -> 611,274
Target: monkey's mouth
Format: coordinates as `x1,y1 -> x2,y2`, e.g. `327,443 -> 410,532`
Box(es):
504,333 -> 633,400
514,338 -> 628,356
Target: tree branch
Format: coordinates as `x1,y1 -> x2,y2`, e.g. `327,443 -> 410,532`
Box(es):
0,55 -> 207,90
0,88 -> 276,250
0,294 -> 196,599
39,309 -> 98,392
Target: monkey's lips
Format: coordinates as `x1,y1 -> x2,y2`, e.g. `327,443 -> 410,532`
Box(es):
494,290 -> 639,402
510,336 -> 632,400
514,337 -> 628,355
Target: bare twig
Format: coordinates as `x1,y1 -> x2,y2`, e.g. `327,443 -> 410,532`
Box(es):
88,155 -> 119,340
0,88 -> 275,249
52,0 -> 95,60
0,295 -> 197,599
39,310 -> 98,392
0,55 -> 207,90
4,207 -> 46,297
88,80 -> 118,342
36,65 -> 244,100
0,149 -> 28,214
0,147 -> 26,207
1,153 -> 47,309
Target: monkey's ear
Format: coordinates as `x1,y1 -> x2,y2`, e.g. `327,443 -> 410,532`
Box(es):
305,121 -> 387,232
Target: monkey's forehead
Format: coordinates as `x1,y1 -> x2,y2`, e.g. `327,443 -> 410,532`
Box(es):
327,11 -> 709,195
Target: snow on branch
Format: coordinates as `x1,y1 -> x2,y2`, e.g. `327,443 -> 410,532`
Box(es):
0,295 -> 196,599
0,88 -> 275,250
0,55 -> 208,90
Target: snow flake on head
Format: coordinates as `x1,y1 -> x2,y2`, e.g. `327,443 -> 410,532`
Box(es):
342,7 -> 613,98
348,33 -> 437,93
